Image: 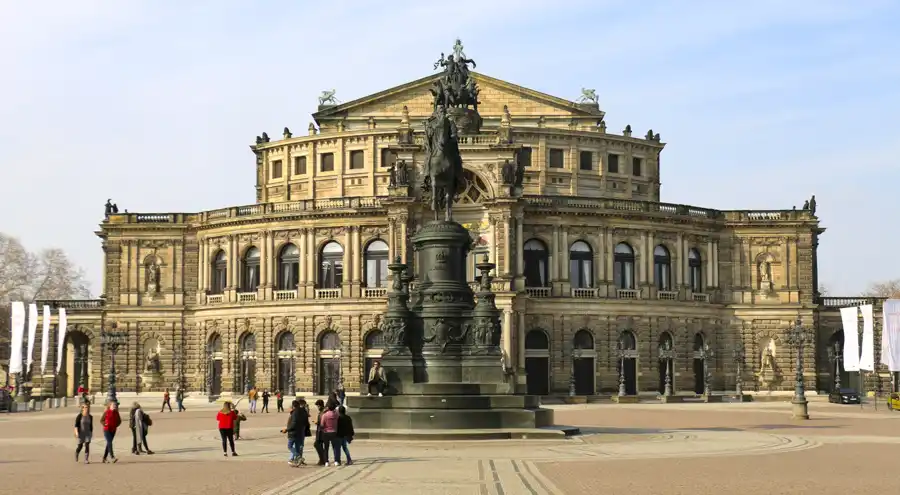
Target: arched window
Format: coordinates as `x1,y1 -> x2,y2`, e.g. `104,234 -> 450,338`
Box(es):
320,330 -> 341,351
240,333 -> 256,354
693,332 -> 705,352
211,251 -> 227,294
241,247 -> 260,292
365,330 -> 384,350
208,334 -> 223,353
277,244 -> 300,291
364,240 -> 389,288
278,332 -> 295,352
658,331 -> 674,348
620,330 -> 637,350
524,239 -> 549,288
456,169 -> 491,204
613,243 -> 635,290
573,329 -> 594,350
688,248 -> 702,293
525,330 -> 550,350
569,241 -> 593,289
654,245 -> 672,291
319,241 -> 344,289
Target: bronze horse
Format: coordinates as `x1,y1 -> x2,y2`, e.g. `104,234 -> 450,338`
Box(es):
422,108 -> 463,222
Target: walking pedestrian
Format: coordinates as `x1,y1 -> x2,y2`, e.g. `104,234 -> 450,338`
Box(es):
129,402 -> 143,454
313,399 -> 328,466
216,401 -> 238,457
320,402 -> 341,466
130,403 -> 154,455
176,388 -> 186,412
248,387 -> 258,413
101,401 -> 121,463
262,389 -> 270,413
337,406 -> 355,465
74,404 -> 93,464
161,388 -> 173,412
233,408 -> 247,440
276,390 -> 284,413
282,399 -> 310,466
336,380 -> 346,406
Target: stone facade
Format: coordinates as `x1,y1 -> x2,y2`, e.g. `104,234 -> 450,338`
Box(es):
30,70 -> 886,398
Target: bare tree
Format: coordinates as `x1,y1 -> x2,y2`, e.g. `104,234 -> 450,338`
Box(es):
863,279 -> 900,299
0,233 -> 92,361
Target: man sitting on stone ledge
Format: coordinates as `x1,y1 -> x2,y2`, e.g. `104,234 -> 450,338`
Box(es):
367,361 -> 386,397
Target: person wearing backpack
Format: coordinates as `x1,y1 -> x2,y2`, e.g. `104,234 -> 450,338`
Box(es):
336,406 -> 355,465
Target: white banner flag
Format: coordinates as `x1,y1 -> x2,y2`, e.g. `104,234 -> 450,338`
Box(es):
9,302 -> 26,374
840,306 -> 860,372
859,304 -> 876,371
882,299 -> 900,371
40,305 -> 51,374
56,308 -> 67,373
26,303 -> 38,372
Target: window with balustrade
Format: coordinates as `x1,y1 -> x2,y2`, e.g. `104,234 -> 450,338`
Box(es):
364,239 -> 389,288
569,241 -> 593,289
613,242 -> 635,290
241,247 -> 260,293
524,239 -> 549,288
654,245 -> 672,291
211,251 -> 227,294
688,248 -> 702,292
277,244 -> 300,291
319,241 -> 344,289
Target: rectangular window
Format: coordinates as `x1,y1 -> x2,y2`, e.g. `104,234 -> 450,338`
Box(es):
632,157 -> 642,176
607,153 -> 619,173
548,149 -> 565,168
579,151 -> 593,171
349,150 -> 364,170
380,148 -> 397,168
271,160 -> 283,179
320,153 -> 334,173
293,156 -> 307,175
518,147 -> 533,167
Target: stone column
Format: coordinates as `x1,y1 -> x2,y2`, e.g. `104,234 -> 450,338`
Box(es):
225,236 -> 234,289
676,233 -> 684,286
259,231 -> 268,294
517,311 -> 526,369
781,237 -> 789,288
504,216 -> 512,277
352,227 -> 362,297
560,227 -> 569,279
597,227 -> 606,283
307,230 -> 316,298
399,215 -> 408,263
388,219 -> 396,260
732,237 -> 741,289
299,229 -> 307,290
712,240 -> 719,288
551,225 -> 559,281
343,228 -> 352,297
647,231 -> 655,286
605,229 -> 613,283
639,232 -> 647,284
516,217 -> 524,276
197,238 -> 206,300
706,239 -> 714,288
502,309 -> 513,368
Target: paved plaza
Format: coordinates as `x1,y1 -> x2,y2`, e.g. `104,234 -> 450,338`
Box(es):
1,400 -> 899,494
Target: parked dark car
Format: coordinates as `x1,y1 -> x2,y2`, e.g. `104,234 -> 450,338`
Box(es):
828,388 -> 861,404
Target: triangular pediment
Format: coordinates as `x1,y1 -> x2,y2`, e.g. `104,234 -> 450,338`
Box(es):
313,72 -> 602,123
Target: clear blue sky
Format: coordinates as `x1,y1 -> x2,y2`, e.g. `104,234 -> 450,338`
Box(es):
1,0 -> 897,296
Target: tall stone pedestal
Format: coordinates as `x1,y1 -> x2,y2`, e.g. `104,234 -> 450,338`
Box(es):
349,220 -> 573,440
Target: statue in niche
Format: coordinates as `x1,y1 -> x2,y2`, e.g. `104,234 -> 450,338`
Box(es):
146,261 -> 160,295
500,159 -> 516,185
758,260 -> 772,290
388,163 -> 397,187
145,346 -> 161,374
395,160 -> 409,186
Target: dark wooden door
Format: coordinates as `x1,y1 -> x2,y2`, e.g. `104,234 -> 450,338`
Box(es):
693,359 -> 705,394
574,358 -> 594,395
211,360 -> 223,396
624,358 -> 637,395
525,357 -> 550,395
319,358 -> 341,395
278,359 -> 293,393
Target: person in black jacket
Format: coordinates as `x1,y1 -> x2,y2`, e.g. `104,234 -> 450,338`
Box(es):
74,404 -> 93,464
281,399 -> 310,466
337,406 -> 355,465
313,399 -> 328,466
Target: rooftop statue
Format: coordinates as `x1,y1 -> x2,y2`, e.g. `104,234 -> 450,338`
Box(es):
318,89 -> 339,106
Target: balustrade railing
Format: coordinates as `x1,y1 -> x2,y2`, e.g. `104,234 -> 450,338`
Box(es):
207,294 -> 224,304
363,287 -> 387,298
315,288 -> 341,300
617,289 -> 640,299
274,290 -> 298,301
34,299 -> 105,310
525,287 -> 551,298
237,292 -> 257,303
572,288 -> 597,298
691,293 -> 710,303
818,296 -> 887,308
657,290 -> 678,301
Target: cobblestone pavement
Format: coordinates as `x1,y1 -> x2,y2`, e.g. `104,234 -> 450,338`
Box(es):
1,401 -> 898,494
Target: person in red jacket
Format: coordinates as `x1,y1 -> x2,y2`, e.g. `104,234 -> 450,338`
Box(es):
216,401 -> 238,457
101,401 -> 122,463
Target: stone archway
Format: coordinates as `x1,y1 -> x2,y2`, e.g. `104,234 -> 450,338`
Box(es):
318,331 -> 341,394
525,329 -> 550,395
63,330 -> 91,397
207,333 -> 224,397
572,329 -> 595,395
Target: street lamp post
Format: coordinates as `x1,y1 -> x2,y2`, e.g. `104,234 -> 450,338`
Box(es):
100,326 -> 127,405
733,341 -> 746,397
568,347 -> 583,397
614,340 -> 628,397
826,342 -> 842,390
205,348 -> 213,395
658,341 -> 676,397
784,317 -> 811,420
698,343 -> 715,397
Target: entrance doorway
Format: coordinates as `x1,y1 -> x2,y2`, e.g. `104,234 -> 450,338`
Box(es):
364,330 -> 384,392
618,330 -> 638,395
207,334 -> 223,396
238,333 -> 257,394
572,329 -> 595,395
63,331 -> 91,397
318,331 -> 341,394
276,332 -> 296,394
692,333 -> 706,394
657,332 -> 674,394
525,330 -> 550,395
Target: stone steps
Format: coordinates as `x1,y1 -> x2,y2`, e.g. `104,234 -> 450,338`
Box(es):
349,394 -> 541,410
347,406 -> 554,430
353,425 -> 580,440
